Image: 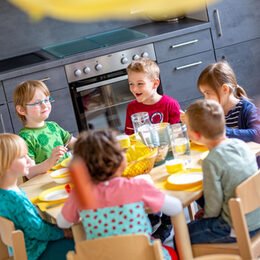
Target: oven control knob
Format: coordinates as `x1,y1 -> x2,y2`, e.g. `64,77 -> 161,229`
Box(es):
95,64 -> 103,71
121,57 -> 129,64
133,54 -> 140,60
141,52 -> 149,58
83,67 -> 91,74
74,69 -> 82,77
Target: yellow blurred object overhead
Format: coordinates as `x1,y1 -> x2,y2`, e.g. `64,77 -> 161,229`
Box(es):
8,0 -> 217,21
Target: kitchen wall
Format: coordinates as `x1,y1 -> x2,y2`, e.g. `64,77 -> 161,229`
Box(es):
0,1 -> 149,60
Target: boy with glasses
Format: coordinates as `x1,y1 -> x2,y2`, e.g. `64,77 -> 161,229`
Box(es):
13,80 -> 77,178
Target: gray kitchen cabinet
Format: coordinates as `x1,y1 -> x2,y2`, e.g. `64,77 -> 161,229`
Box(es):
3,66 -> 69,102
158,50 -> 215,105
215,38 -> 260,100
8,87 -> 78,135
154,29 -> 213,63
207,0 -> 260,49
0,104 -> 13,133
0,82 -> 5,105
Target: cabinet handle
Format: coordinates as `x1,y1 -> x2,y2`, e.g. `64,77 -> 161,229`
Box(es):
175,61 -> 202,71
171,39 -> 198,49
0,114 -> 6,133
40,77 -> 51,82
214,9 -> 223,37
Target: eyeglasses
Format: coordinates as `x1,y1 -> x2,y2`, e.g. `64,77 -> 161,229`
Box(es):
25,97 -> 55,107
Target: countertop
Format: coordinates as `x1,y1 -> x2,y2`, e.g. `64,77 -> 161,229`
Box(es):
0,18 -> 210,81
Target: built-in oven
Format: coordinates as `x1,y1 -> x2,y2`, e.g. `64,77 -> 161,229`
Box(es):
65,44 -> 160,132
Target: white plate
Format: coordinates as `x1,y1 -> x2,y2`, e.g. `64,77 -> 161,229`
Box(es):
39,185 -> 69,202
168,172 -> 203,185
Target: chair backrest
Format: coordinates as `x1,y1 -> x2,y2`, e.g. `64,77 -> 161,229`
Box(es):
66,233 -> 164,260
228,169 -> 260,260
0,216 -> 27,260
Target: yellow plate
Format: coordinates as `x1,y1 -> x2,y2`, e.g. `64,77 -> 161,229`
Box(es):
200,151 -> 209,161
166,169 -> 203,191
38,185 -> 69,202
190,141 -> 208,152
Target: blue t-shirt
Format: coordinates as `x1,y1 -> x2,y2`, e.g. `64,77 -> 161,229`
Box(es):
0,189 -> 64,260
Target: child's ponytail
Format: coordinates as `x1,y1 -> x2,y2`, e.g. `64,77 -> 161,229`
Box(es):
235,85 -> 248,99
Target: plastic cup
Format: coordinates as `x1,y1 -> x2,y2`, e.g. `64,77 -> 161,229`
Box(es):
165,159 -> 184,174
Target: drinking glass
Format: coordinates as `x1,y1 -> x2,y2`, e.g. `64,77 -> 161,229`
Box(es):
169,123 -> 191,168
131,112 -> 151,133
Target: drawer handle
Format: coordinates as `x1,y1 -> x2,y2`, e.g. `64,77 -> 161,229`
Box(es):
0,113 -> 6,133
214,9 -> 223,37
171,39 -> 198,49
40,77 -> 51,82
175,61 -> 202,71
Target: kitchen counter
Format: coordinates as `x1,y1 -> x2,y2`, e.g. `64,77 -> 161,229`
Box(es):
0,18 -> 210,81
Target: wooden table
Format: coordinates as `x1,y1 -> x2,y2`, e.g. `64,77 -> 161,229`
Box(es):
19,142 -> 260,259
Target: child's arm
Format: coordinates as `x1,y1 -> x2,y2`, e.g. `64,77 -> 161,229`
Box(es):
226,101 -> 260,143
161,195 -> 183,216
66,136 -> 77,150
28,146 -> 67,178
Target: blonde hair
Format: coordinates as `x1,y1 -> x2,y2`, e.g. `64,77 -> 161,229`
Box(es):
13,80 -> 50,124
197,61 -> 247,100
0,133 -> 28,177
186,99 -> 225,140
126,57 -> 160,80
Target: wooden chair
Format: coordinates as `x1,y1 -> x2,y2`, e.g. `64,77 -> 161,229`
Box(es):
192,169 -> 260,259
66,233 -> 164,260
0,216 -> 27,260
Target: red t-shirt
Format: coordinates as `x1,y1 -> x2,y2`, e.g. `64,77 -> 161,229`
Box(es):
125,95 -> 181,135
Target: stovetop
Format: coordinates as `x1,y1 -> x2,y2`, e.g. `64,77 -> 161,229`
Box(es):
0,52 -> 49,73
43,28 -> 148,58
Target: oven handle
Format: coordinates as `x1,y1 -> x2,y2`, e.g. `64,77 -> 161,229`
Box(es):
76,75 -> 129,92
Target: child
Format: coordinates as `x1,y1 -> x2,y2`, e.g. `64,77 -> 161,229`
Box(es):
57,129 -> 182,259
13,80 -> 77,178
0,133 -> 74,260
124,58 -> 181,135
197,61 -> 260,143
185,99 -> 260,244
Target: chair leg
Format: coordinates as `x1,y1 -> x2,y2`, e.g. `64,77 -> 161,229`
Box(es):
188,203 -> 195,221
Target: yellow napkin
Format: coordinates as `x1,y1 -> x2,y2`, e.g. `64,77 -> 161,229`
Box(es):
30,196 -> 65,211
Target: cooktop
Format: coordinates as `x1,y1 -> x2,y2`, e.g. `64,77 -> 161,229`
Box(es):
0,52 -> 48,73
43,28 -> 148,58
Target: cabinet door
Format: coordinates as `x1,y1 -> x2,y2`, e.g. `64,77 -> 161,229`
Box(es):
0,82 -> 5,105
0,104 -> 13,133
215,38 -> 260,100
159,50 -> 215,103
207,0 -> 260,49
3,67 -> 68,102
154,29 -> 213,63
9,88 -> 78,135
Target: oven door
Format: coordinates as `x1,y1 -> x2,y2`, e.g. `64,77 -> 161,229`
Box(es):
70,72 -> 134,132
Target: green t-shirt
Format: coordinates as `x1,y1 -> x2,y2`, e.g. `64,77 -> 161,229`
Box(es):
19,121 -> 70,164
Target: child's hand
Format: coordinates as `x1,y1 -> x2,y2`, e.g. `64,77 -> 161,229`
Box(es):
194,208 -> 205,219
50,146 -> 67,165
63,228 -> 73,239
180,110 -> 187,124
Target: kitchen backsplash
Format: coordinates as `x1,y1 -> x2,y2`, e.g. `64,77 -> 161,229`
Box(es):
0,1 -> 149,60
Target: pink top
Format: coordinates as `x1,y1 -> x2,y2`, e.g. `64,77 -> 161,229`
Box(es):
124,95 -> 181,135
61,177 -> 165,223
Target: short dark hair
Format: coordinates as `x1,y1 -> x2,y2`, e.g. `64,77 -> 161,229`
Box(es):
186,99 -> 225,140
73,129 -> 124,183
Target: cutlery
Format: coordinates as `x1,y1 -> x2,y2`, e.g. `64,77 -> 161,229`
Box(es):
45,201 -> 64,210
64,134 -> 73,148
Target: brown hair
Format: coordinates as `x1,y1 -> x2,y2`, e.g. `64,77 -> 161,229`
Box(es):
73,129 -> 124,183
126,57 -> 160,80
0,133 -> 28,177
197,61 -> 247,100
186,99 -> 225,140
13,80 -> 50,124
